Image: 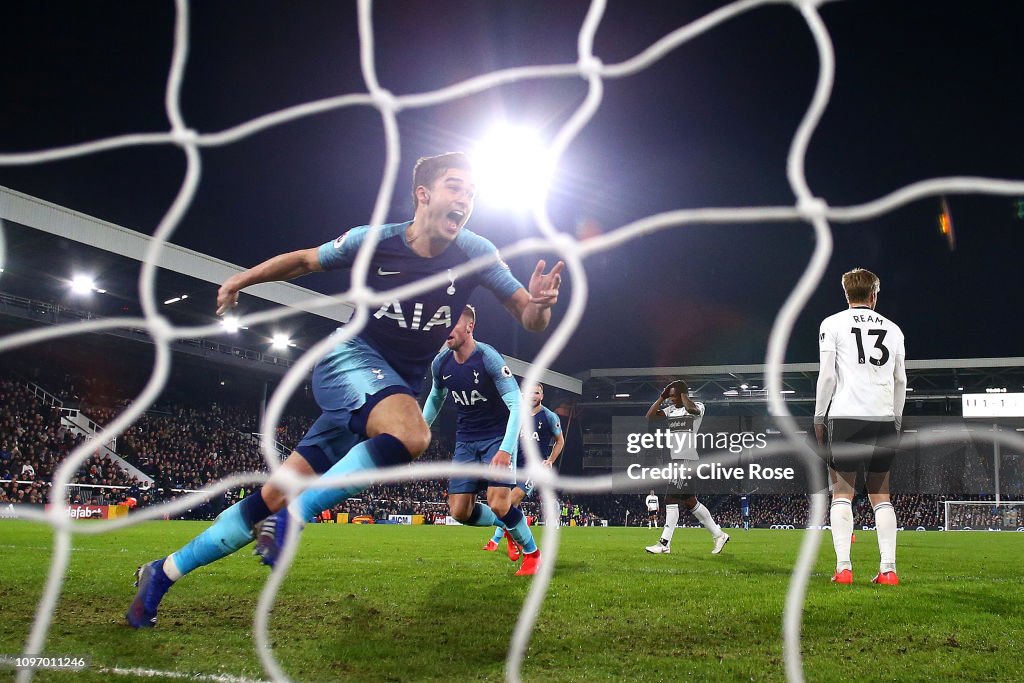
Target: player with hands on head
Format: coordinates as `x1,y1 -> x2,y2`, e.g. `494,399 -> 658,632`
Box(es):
814,268 -> 906,586
644,380 -> 730,555
127,152 -> 563,627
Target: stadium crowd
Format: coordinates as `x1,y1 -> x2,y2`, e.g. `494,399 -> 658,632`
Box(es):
0,377 -> 145,505
0,374 -> 556,520
2,374 -> 1022,531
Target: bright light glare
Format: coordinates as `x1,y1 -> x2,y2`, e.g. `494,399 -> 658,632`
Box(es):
221,315 -> 240,334
471,124 -> 556,212
70,275 -> 95,295
271,333 -> 292,350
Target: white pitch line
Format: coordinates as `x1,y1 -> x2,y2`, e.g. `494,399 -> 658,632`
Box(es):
0,655 -> 270,682
95,665 -> 270,683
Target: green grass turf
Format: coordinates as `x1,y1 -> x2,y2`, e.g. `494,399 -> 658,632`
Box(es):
0,520 -> 1022,682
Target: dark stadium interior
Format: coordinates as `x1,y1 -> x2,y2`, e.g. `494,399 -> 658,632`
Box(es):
2,225 -> 1021,529
3,4 -> 1024,680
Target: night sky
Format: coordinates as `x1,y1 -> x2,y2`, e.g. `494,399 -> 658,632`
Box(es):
1,1 -> 1022,375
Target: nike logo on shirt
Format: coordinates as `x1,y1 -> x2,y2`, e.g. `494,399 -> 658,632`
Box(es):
377,267 -> 401,276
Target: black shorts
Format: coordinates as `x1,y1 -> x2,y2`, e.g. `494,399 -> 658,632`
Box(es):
663,476 -> 696,499
827,419 -> 897,474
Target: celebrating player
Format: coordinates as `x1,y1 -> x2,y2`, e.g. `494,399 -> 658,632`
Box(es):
126,152 -> 563,627
644,380 -> 730,555
814,268 -> 906,585
422,306 -> 541,576
482,382 -> 564,557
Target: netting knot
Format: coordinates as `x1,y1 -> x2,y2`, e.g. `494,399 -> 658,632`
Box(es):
577,55 -> 604,79
797,196 -> 828,221
346,283 -> 374,309
371,88 -> 400,113
146,314 -> 176,341
170,127 -> 199,146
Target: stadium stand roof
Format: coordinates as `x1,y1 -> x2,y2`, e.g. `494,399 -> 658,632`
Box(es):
576,359 -> 1024,416
0,186 -> 581,394
3,186 -> 1019,403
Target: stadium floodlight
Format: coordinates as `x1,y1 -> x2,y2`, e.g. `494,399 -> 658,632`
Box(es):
220,315 -> 240,334
614,393 -> 630,398
70,274 -> 96,295
471,123 -> 556,213
163,294 -> 189,305
271,333 -> 293,350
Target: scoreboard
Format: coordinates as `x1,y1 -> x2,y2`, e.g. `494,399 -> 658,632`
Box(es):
961,393 -> 1024,418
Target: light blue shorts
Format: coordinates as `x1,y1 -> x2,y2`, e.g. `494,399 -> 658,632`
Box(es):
448,435 -> 515,494
296,336 -> 417,473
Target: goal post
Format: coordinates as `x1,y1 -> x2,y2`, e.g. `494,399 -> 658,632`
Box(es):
943,500 -> 1024,531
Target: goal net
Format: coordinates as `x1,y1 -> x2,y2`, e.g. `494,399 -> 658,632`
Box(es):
3,1 -> 1024,683
943,500 -> 1024,532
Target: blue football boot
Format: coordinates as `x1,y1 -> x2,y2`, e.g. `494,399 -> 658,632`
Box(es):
126,559 -> 173,628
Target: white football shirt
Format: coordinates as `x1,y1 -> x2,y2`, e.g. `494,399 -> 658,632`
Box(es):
816,307 -> 906,420
663,401 -> 705,431
662,401 -> 704,460
645,494 -> 659,512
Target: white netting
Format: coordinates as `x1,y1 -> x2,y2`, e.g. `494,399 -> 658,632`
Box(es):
3,1 -> 1024,682
944,500 -> 1024,531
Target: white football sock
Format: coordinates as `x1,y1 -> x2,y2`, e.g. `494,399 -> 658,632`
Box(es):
163,555 -> 182,581
690,502 -> 723,538
660,504 -> 679,545
830,499 -> 853,572
873,501 -> 897,573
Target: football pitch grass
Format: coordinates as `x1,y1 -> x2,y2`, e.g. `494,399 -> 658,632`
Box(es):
1,520 -> 1022,682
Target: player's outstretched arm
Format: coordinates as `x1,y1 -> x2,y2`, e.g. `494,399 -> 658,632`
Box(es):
216,247 -> 323,315
503,259 -> 564,332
